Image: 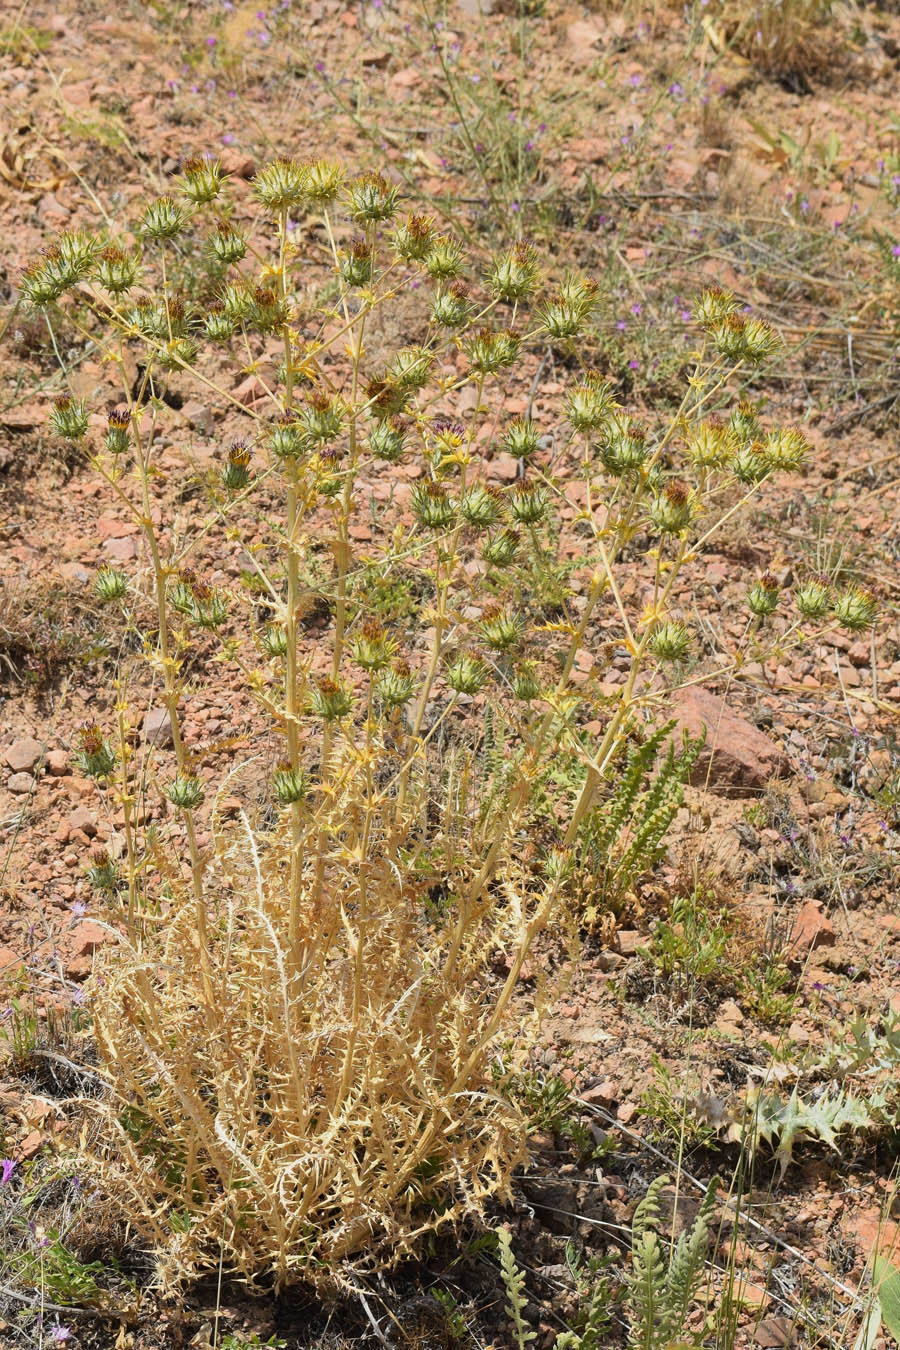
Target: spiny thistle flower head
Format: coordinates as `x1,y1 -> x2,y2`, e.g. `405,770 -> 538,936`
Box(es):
761,427 -> 809,473
460,482 -> 502,527
179,155 -> 224,205
747,572 -> 781,617
223,441 -> 252,491
368,416 -> 407,463
424,233 -> 465,280
87,847 -> 118,892
208,221 -> 247,265
466,326 -> 520,375
445,653 -> 487,696
75,722 -> 115,778
128,295 -> 188,341
94,245 -> 139,295
272,761 -> 308,805
220,280 -> 253,324
694,286 -> 738,327
539,274 -> 597,342
503,418 -> 540,460
270,414 -> 306,460
55,229 -> 99,283
711,313 -> 779,364
304,157 -> 344,205
431,279 -> 470,329
350,617 -> 397,671
793,576 -> 831,619
479,604 -> 524,652
411,479 -> 456,529
507,477 -> 549,525
139,195 -> 187,241
262,623 -> 288,657
105,407 -> 131,455
513,660 -> 541,701
599,413 -> 647,476
430,417 -> 465,456
253,156 -> 307,211
94,565 -> 129,603
170,573 -> 229,629
50,395 -> 89,441
310,676 -> 353,721
730,399 -> 760,444
376,658 -> 415,709
167,774 -> 205,809
298,391 -> 345,444
649,479 -> 693,534
566,374 -> 618,433
685,418 -> 736,469
649,619 -> 691,662
366,375 -> 407,420
832,585 -> 878,632
204,302 -> 236,342
488,239 -> 539,303
347,171 -> 399,223
20,257 -> 66,307
482,527 -> 520,568
732,443 -> 769,485
314,445 -> 344,498
340,236 -> 373,288
392,212 -> 436,262
391,346 -> 433,391
249,285 -> 288,335
157,336 -> 199,371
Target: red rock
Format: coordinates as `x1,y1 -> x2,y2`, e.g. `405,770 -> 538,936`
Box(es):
753,1316 -> 797,1347
102,535 -> 138,561
488,452 -> 520,482
790,901 -> 836,954
70,920 -> 108,958
0,945 -> 25,978
142,707 -> 173,747
581,1079 -> 617,1108
220,148 -> 256,179
68,806 -> 97,837
96,515 -> 138,540
46,749 -> 68,776
616,930 -> 648,956
670,688 -> 791,794
17,1130 -> 43,1161
5,737 -> 44,773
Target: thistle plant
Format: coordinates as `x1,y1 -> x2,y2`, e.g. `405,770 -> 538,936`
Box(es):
26,156 -> 867,1288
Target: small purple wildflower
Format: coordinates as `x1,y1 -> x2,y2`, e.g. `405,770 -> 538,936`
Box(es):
50,1326 -> 72,1345
628,359 -> 639,369
1,1160 -> 15,1184
222,133 -> 236,145
206,35 -> 216,46
631,302 -> 642,316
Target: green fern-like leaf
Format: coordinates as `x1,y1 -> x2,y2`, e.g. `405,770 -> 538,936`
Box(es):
497,1226 -> 537,1350
664,1178 -> 718,1335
